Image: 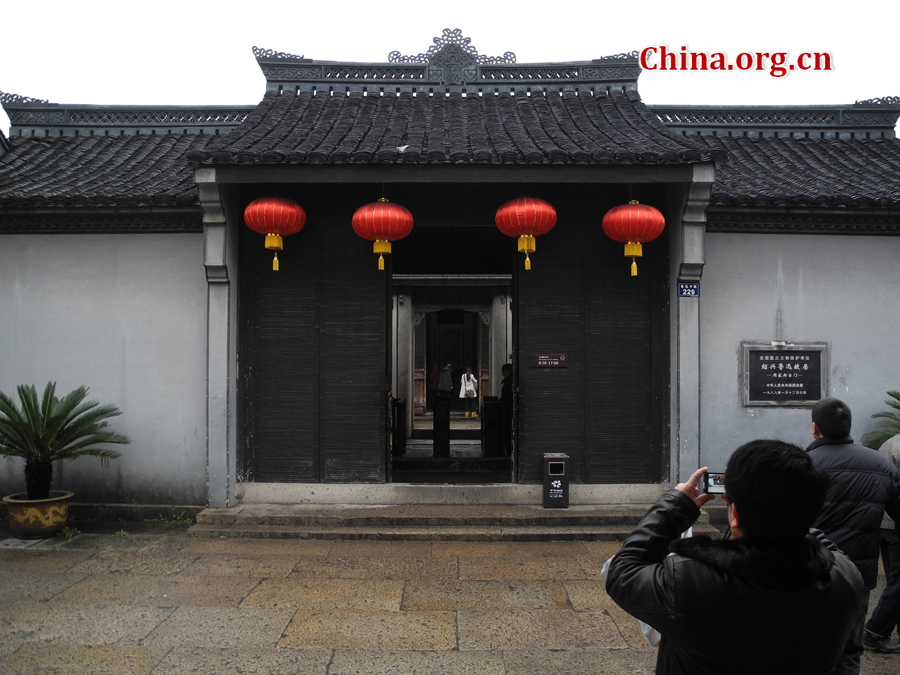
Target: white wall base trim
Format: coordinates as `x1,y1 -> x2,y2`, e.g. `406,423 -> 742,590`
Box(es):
237,482 -> 668,506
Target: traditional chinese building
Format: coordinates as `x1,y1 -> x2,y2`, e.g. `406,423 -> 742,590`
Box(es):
2,31 -> 899,509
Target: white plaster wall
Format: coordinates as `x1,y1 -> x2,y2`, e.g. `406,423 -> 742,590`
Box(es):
700,232 -> 900,471
0,233 -> 208,504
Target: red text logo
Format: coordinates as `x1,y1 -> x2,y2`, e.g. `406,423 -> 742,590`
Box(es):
640,46 -> 833,78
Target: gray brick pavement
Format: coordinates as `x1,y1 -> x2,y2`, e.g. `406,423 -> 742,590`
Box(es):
0,530 -> 896,674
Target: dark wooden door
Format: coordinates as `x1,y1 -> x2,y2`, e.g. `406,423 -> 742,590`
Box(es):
239,200 -> 390,484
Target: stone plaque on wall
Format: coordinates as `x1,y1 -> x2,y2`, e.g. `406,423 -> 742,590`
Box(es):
741,342 -> 828,407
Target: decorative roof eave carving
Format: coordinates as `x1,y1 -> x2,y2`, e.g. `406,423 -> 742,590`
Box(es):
255,29 -> 641,93
3,101 -> 256,138
706,206 -> 900,235
258,60 -> 641,90
0,206 -> 203,234
652,103 -> 900,138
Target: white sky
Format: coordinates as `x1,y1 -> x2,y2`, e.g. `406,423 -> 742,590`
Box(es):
1,0 -> 898,134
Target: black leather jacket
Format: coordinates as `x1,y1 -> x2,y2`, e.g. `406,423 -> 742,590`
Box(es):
807,436 -> 900,588
606,490 -> 863,675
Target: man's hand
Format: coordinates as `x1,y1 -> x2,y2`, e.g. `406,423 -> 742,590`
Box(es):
675,466 -> 716,508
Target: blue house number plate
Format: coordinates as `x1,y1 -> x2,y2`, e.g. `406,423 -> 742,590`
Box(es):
677,283 -> 700,297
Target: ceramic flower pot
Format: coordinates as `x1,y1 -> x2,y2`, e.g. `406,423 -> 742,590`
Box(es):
3,491 -> 75,539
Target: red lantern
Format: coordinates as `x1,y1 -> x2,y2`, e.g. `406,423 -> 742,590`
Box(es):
602,200 -> 665,277
495,197 -> 557,270
352,198 -> 414,270
244,196 -> 307,271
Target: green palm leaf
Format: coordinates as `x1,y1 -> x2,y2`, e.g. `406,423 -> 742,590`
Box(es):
0,382 -> 130,497
861,390 -> 900,450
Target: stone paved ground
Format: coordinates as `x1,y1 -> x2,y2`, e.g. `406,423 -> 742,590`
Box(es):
0,525 -> 898,674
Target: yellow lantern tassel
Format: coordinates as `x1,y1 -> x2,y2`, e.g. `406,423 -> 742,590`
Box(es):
273,252 -> 279,271
518,235 -> 535,271
624,242 -> 642,277
373,240 -> 391,271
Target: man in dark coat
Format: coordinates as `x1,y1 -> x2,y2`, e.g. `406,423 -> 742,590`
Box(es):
437,362 -> 453,398
606,439 -> 863,675
865,435 -> 900,649
806,397 -> 900,668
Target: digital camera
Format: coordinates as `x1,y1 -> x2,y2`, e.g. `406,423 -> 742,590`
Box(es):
703,472 -> 726,495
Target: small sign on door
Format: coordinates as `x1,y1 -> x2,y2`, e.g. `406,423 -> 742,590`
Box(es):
530,354 -> 568,367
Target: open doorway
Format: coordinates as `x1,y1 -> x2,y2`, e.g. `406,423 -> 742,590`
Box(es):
424,310 -> 480,414
390,280 -> 513,482
388,221 -> 515,483
410,310 -> 484,473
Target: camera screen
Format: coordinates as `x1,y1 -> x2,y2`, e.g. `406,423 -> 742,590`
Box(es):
705,473 -> 726,494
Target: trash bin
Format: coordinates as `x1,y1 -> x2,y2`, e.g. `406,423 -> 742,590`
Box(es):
543,453 -> 569,508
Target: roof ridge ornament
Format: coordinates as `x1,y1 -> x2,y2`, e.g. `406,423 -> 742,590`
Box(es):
252,46 -> 309,62
595,51 -> 640,61
854,96 -> 900,106
0,92 -> 51,106
388,28 -> 516,65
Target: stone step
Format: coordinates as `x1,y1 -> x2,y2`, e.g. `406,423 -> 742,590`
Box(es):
188,521 -> 721,541
191,503 -> 717,541
197,503 -> 689,527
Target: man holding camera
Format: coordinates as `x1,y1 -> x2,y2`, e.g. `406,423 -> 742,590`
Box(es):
806,397 -> 900,671
606,440 -> 863,675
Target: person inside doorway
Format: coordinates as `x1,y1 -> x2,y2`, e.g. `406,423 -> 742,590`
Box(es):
460,367 -> 478,417
500,363 -> 513,405
438,362 -> 453,399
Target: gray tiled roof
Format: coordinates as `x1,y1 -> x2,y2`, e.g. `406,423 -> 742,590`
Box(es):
699,136 -> 900,207
2,95 -> 899,212
186,89 -> 722,165
0,133 -> 208,207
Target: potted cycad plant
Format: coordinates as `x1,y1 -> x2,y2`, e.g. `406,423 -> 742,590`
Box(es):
861,390 -> 900,450
0,382 -> 130,538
